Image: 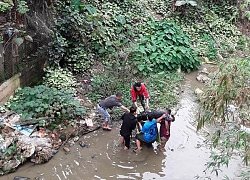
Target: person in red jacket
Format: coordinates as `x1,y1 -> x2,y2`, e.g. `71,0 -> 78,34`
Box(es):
131,82 -> 149,111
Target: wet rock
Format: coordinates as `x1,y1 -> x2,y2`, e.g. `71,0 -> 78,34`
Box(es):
200,68 -> 209,75
79,141 -> 87,148
196,74 -> 211,84
194,88 -> 203,96
63,147 -> 70,152
72,136 -> 79,142
67,139 -> 75,147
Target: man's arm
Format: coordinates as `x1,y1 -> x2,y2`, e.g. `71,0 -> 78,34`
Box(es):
156,114 -> 166,123
131,88 -> 137,102
141,84 -> 149,99
145,98 -> 149,109
120,105 -> 130,112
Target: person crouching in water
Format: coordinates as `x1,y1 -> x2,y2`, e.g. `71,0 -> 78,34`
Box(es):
134,113 -> 166,152
158,109 -> 175,152
120,106 -> 137,150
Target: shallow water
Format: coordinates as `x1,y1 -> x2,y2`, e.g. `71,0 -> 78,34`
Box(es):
0,67 -> 242,180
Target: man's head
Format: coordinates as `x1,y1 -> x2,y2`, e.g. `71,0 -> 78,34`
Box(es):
116,92 -> 123,100
165,108 -> 171,115
133,82 -> 142,92
147,113 -> 154,121
130,106 -> 137,114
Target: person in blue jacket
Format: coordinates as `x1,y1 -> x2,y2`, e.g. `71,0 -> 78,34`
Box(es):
134,113 -> 166,152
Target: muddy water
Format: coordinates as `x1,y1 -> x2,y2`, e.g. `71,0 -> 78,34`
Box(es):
0,68 -> 242,180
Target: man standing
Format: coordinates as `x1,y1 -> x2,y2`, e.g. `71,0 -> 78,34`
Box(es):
120,106 -> 137,150
158,109 -> 175,152
97,92 -> 129,131
131,82 -> 149,111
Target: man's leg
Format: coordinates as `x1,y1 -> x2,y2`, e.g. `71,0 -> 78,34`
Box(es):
159,137 -> 167,152
139,95 -> 145,111
98,105 -> 111,130
135,139 -> 142,150
124,135 -> 130,150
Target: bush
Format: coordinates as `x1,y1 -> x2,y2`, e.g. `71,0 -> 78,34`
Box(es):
131,20 -> 200,76
5,85 -> 86,125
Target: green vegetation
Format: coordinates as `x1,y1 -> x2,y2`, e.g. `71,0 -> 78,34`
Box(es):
132,20 -> 200,75
87,68 -> 183,111
43,67 -> 77,92
197,57 -> 250,178
5,85 -> 86,127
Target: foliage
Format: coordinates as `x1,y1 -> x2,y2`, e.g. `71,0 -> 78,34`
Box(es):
16,0 -> 29,14
145,71 -> 184,109
131,20 -> 200,75
197,58 -> 250,129
48,2 -> 93,73
87,68 -> 133,106
147,0 -> 171,18
197,58 -> 250,176
236,35 -> 250,51
42,66 -> 77,92
87,67 -> 184,111
50,0 -> 155,75
0,1 -> 12,12
0,0 -> 29,14
5,85 -> 86,126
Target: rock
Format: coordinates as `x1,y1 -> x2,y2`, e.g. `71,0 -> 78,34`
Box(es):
200,68 -> 209,75
194,88 -> 203,95
79,141 -> 87,148
73,136 -> 79,142
63,147 -> 70,152
196,74 -> 211,83
67,139 -> 75,147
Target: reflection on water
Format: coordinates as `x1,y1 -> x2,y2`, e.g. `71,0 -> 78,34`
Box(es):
0,72 -> 242,180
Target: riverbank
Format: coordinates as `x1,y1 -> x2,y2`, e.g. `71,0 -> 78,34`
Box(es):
0,63 -> 242,180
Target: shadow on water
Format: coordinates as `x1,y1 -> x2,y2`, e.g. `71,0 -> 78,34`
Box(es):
0,67 -> 242,180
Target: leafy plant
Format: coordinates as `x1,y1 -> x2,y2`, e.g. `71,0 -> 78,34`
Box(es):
43,66 -> 77,92
131,20 -> 200,75
5,85 -> 86,125
0,1 -> 12,12
16,0 -> 29,14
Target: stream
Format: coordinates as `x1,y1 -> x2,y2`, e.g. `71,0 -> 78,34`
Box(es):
0,68 -> 242,180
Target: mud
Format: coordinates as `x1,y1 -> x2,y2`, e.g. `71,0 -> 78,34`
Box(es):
0,64 -> 242,180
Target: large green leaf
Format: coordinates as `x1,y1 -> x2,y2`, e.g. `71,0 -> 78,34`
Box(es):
117,15 -> 126,25
85,5 -> 97,14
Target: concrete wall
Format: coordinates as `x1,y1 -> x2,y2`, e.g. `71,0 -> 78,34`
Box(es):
0,57 -> 46,105
0,73 -> 21,105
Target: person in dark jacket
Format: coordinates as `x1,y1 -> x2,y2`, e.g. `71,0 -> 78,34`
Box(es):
120,106 -> 137,150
